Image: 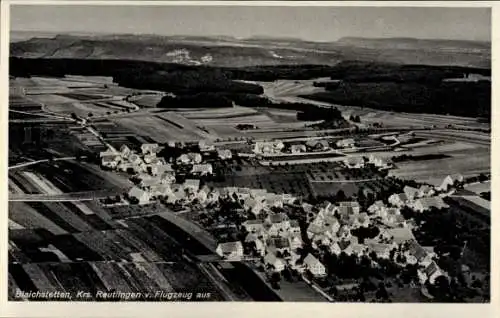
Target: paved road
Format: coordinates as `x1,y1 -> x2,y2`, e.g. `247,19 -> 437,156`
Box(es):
9,188 -> 126,202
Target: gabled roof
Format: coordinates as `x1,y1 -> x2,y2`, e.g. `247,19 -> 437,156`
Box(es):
289,219 -> 300,228
217,241 -> 243,254
424,261 -> 441,277
415,196 -> 449,210
392,193 -> 408,202
403,186 -> 419,198
184,179 -> 200,189
408,240 -> 428,261
267,237 -> 290,249
264,253 -> 283,266
304,253 -> 322,267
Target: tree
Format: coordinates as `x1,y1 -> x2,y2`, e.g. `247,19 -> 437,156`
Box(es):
88,112 -> 93,118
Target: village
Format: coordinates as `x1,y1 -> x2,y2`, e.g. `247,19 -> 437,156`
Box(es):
97,136 -> 480,301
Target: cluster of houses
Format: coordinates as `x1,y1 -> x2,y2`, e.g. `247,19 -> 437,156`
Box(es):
388,185 -> 449,212
214,180 -> 452,284
343,154 -> 393,170
100,141 -> 233,206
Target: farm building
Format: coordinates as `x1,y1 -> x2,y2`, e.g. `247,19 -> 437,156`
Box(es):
216,241 -> 244,260
418,185 -> 435,197
199,140 -> 215,152
101,155 -> 120,169
337,201 -> 361,215
403,186 -> 419,201
305,140 -> 330,151
368,154 -> 392,169
412,196 -> 449,212
253,141 -> 285,155
120,145 -> 131,157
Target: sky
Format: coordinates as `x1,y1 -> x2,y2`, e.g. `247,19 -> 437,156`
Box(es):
10,5 -> 491,42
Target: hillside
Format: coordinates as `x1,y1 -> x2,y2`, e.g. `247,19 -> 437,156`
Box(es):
10,33 -> 490,68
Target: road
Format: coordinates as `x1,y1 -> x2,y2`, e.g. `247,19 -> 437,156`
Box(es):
9,156 -> 87,170
8,188 -> 126,202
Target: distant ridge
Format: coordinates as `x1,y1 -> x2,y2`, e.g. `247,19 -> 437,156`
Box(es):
10,32 -> 491,68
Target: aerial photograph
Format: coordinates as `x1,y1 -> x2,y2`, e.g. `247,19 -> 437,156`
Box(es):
7,4 -> 491,303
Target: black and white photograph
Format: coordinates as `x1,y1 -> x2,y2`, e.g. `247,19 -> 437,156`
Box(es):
5,2 -> 492,306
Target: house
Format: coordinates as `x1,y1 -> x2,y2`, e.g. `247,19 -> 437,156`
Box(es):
355,212 -> 370,228
183,179 -> 200,192
282,193 -> 297,205
305,140 -> 329,151
165,184 -> 186,204
191,163 -> 213,176
388,193 -> 409,207
385,227 -> 415,245
244,197 -> 265,216
196,186 -> 211,203
253,141 -> 284,155
404,240 -> 430,265
303,254 -> 327,277
403,186 -> 419,201
206,188 -> 220,203
266,237 -> 291,255
266,212 -> 290,228
288,220 -> 301,234
119,145 -> 131,157
188,153 -> 203,164
216,149 -> 232,160
216,241 -> 244,260
418,261 -> 447,285
344,156 -> 365,169
151,164 -> 174,177
141,143 -> 159,155
290,144 -> 307,154
264,253 -> 285,272
143,153 -> 156,164
128,154 -> 143,165
101,155 -> 120,169
438,174 -> 464,191
100,149 -> 118,158
150,184 -> 171,198
366,242 -> 395,259
368,200 -> 387,216
412,196 -> 449,212
288,232 -> 304,250
245,233 -> 265,256
368,154 -> 392,169
329,242 -> 342,255
242,220 -> 265,234
117,162 -> 137,173
139,175 -> 162,189
418,185 -> 435,198
198,140 -> 215,152
176,154 -> 190,165
127,186 -> 151,205
337,201 -> 361,215
307,223 -> 326,240
265,194 -> 284,209
336,138 -> 355,149
384,207 -> 402,226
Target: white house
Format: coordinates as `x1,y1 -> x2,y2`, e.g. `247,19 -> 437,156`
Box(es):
119,145 -> 131,158
184,179 -> 201,192
368,154 -> 392,169
242,220 -> 265,234
403,186 -> 419,201
141,143 -> 159,155
101,155 -> 120,169
150,184 -> 171,198
366,242 -> 395,259
336,138 -> 355,149
264,253 -> 285,272
253,141 -> 285,155
266,237 -> 291,255
418,185 -> 435,198
143,153 -> 157,164
291,144 -> 307,154
344,157 -> 365,169
389,193 -> 409,207
128,154 -> 143,165
303,254 -> 327,277
288,232 -> 303,250
198,140 -> 215,152
368,200 -> 387,216
245,233 -> 265,256
438,174 -> 464,191
244,197 -> 265,216
127,186 -> 151,205
151,164 -> 174,177
191,163 -> 213,176
288,220 -> 301,234
216,241 -> 244,260
412,196 -> 449,212
216,149 -> 233,160
100,149 -> 118,158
